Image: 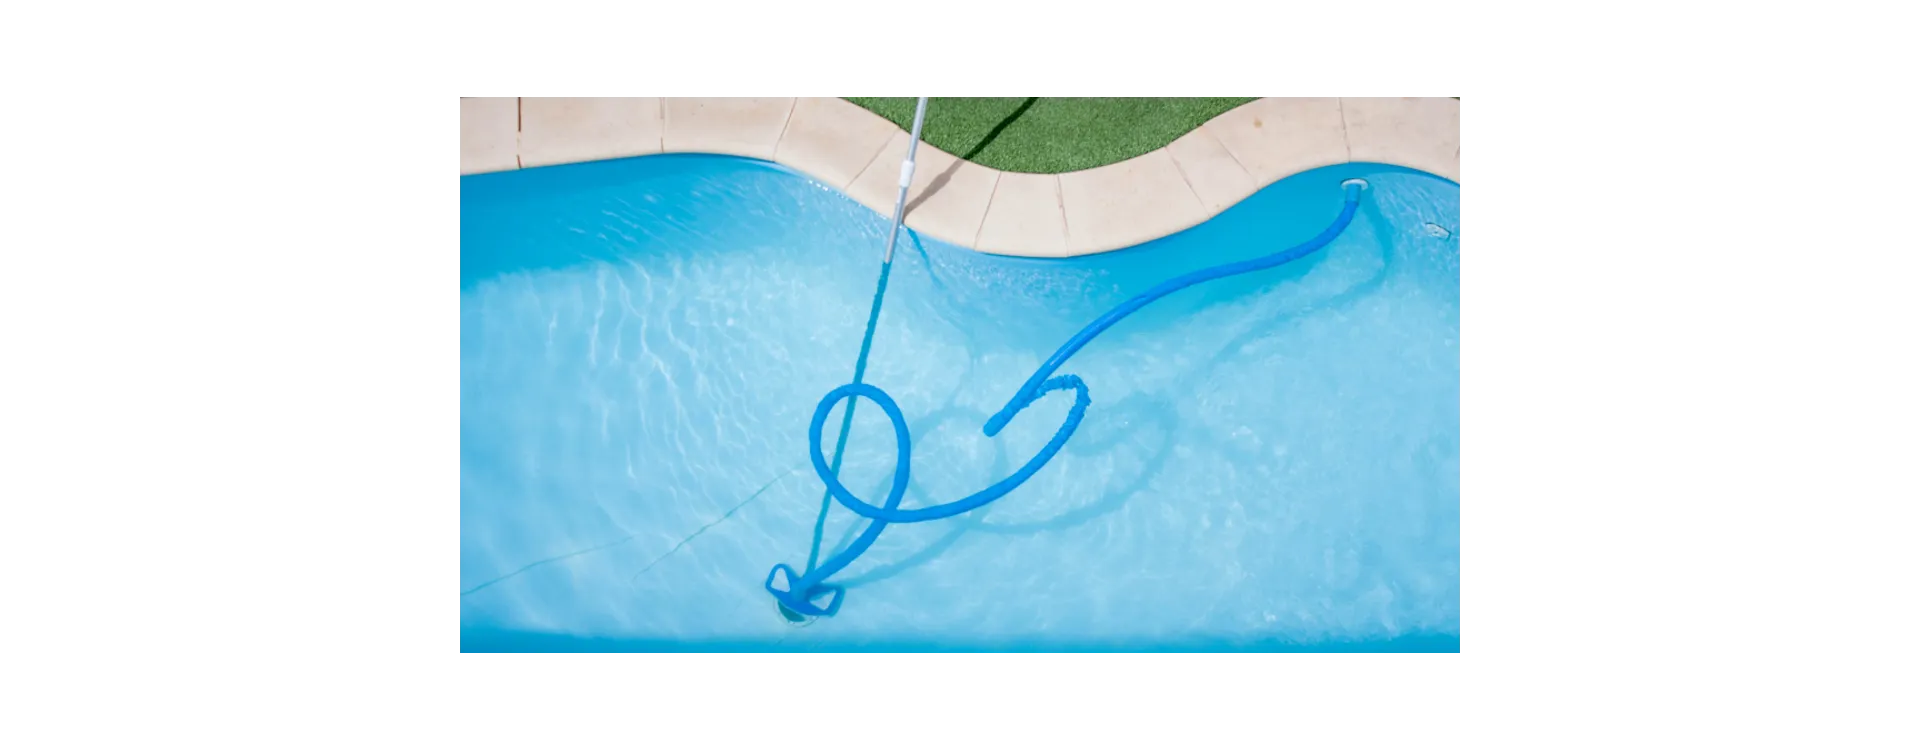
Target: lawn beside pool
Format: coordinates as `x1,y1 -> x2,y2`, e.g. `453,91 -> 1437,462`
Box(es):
845,97 -> 1257,174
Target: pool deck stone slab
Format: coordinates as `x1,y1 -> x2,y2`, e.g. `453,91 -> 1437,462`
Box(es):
772,97 -> 900,190
1166,127 -> 1262,214
462,97 -> 1458,256
662,98 -> 795,160
1201,97 -> 1350,189
519,97 -> 663,168
976,173 -> 1069,256
1059,149 -> 1208,256
460,97 -> 518,175
1341,97 -> 1460,182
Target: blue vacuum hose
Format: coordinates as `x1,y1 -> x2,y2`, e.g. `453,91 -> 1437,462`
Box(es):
767,181 -> 1366,617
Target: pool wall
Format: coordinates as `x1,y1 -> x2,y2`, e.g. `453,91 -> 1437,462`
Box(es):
460,97 -> 1458,257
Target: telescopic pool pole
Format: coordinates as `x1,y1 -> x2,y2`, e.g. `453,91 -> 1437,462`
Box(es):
881,97 -> 929,264
795,97 -> 930,583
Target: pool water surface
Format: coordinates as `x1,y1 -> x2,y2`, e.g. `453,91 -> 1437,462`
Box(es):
460,154 -> 1460,651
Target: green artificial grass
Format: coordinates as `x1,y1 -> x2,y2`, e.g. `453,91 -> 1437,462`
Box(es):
845,97 -> 1257,174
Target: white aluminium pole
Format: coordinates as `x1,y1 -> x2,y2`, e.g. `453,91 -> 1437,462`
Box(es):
881,97 -> 930,264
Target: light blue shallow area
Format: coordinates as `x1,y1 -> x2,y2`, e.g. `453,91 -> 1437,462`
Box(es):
460,154 -> 1459,652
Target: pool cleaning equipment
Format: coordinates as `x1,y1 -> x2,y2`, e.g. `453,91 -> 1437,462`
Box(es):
882,98 -> 929,264
778,97 -> 929,621
764,114 -> 1369,619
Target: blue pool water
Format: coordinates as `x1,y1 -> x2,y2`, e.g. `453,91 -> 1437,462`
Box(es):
460,154 -> 1459,652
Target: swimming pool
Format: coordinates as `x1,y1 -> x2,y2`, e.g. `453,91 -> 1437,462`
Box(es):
459,154 -> 1459,652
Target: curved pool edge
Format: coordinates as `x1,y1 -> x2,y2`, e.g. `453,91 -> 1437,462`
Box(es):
460,97 -> 1458,258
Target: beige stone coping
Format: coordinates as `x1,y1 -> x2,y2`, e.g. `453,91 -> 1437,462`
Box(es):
461,97 -> 1458,257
